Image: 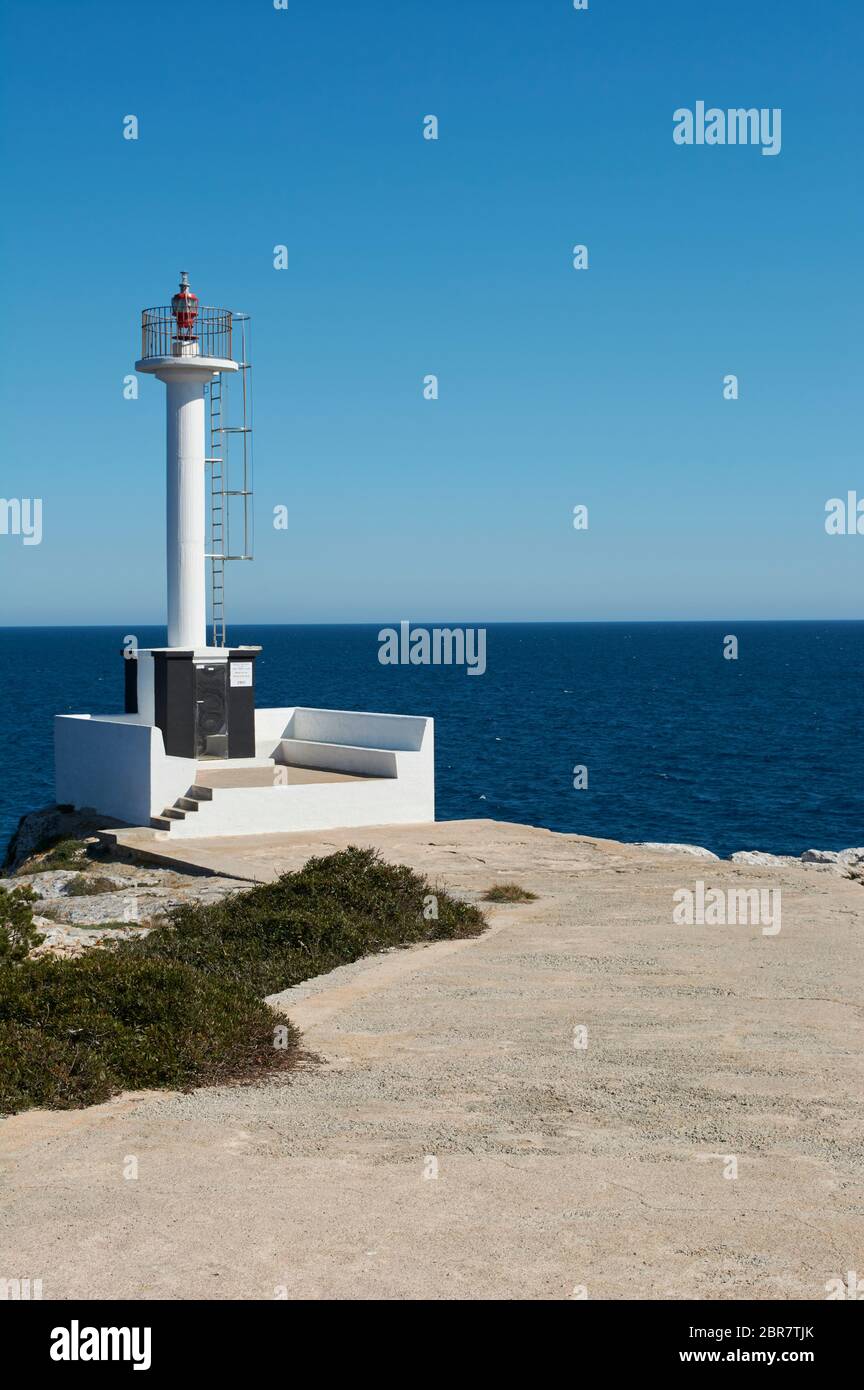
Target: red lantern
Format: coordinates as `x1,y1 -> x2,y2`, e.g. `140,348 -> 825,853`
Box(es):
171,271 -> 198,339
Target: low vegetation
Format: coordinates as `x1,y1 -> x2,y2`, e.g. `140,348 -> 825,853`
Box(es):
17,836 -> 92,874
481,882 -> 538,903
65,874 -> 121,897
0,847 -> 486,1116
0,886 -> 44,963
0,954 -> 297,1114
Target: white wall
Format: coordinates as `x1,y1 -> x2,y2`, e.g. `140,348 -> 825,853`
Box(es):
55,716 -> 195,825
166,771 -> 433,838
136,651 -> 155,725
254,707 -> 296,757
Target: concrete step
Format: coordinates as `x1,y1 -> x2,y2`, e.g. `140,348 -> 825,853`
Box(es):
151,790 -> 208,832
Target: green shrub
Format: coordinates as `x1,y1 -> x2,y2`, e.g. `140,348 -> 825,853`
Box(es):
0,885 -> 44,963
126,846 -> 486,996
65,875 -> 120,897
0,953 -> 299,1115
481,882 -> 538,903
18,837 -> 89,874
0,848 -> 485,1116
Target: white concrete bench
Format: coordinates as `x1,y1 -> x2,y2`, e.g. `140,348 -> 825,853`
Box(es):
277,738 -> 398,778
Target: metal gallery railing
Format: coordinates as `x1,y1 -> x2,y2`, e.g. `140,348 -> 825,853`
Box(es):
140,305 -> 233,360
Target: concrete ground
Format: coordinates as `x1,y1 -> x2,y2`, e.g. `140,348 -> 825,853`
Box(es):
0,819 -> 861,1301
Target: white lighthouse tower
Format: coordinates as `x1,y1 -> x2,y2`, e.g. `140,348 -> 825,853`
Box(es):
54,272 -> 435,839
121,275 -> 260,764
136,273 -> 235,650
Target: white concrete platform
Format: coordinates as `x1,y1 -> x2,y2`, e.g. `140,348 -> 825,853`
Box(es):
56,706 -> 435,837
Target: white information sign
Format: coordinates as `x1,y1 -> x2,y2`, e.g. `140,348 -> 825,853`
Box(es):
230,661 -> 253,688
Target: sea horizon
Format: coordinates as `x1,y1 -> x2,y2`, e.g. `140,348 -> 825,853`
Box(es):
2,618 -> 862,629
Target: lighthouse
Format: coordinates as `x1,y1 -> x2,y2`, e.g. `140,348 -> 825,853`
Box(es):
124,275 -> 260,762
136,272 -> 235,649
54,272 -> 435,839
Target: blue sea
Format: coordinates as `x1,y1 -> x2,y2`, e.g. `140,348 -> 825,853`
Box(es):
0,622 -> 861,859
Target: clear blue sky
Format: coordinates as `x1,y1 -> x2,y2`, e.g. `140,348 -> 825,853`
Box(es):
0,0 -> 861,625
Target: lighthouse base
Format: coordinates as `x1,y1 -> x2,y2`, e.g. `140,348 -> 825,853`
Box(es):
54,705 -> 435,838
124,646 -> 260,761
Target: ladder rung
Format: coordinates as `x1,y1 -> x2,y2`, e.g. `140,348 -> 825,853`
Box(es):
208,362 -> 253,649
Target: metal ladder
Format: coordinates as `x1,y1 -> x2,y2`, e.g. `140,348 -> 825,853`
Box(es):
206,374 -> 226,647
205,314 -> 254,648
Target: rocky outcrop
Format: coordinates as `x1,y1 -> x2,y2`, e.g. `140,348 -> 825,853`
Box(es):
1,860 -> 248,941
729,847 -> 864,874
2,805 -> 125,875
636,842 -> 720,860
29,919 -> 148,960
1,810 -> 250,958
729,850 -> 797,866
